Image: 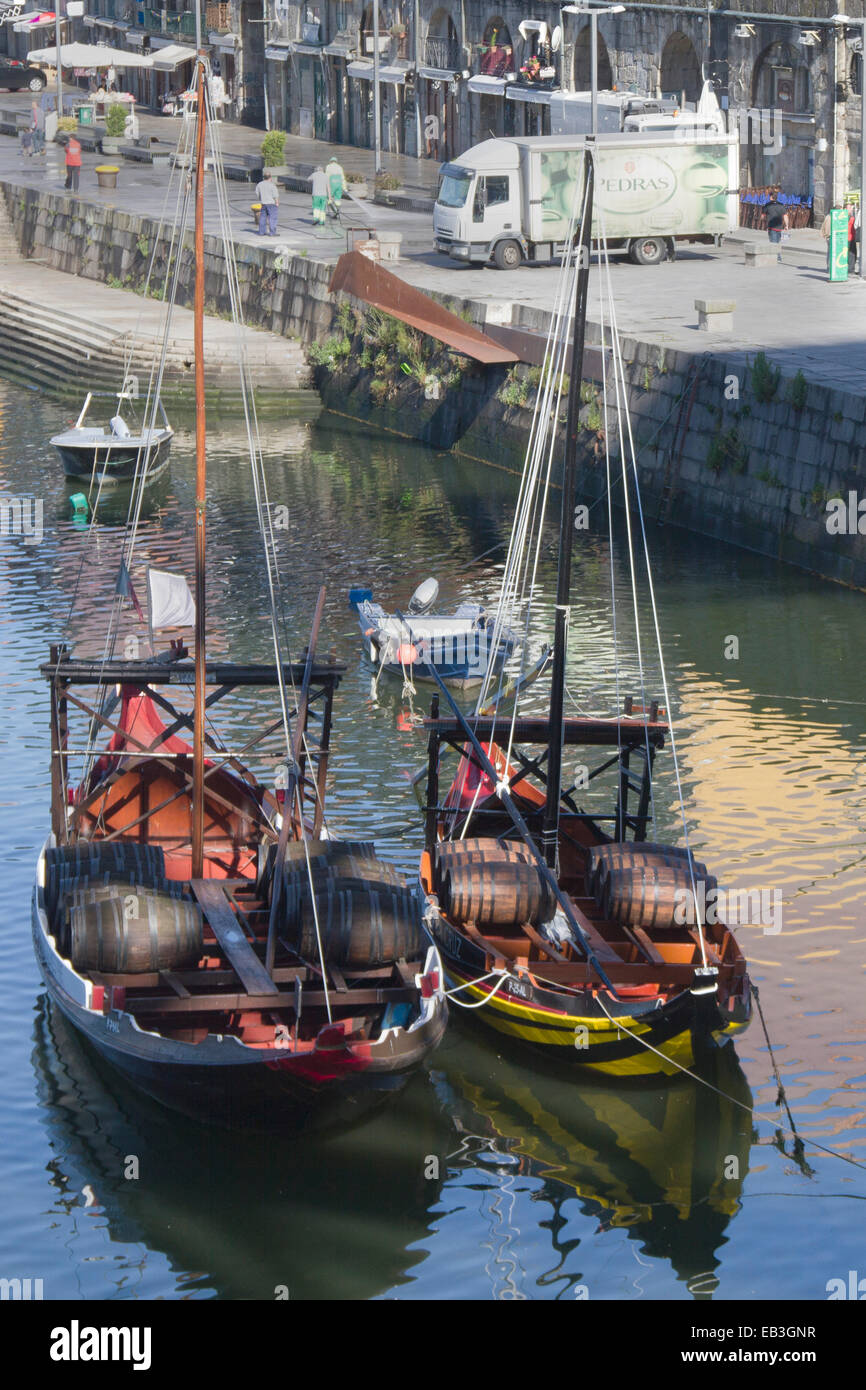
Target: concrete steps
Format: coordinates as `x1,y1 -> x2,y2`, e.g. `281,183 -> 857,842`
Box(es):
0,189 -> 21,262
0,277 -> 313,407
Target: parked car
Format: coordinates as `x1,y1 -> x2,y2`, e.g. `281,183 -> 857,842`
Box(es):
0,59 -> 47,93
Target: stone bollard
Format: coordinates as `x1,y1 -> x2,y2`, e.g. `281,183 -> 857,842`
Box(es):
744,241 -> 777,268
695,298 -> 735,332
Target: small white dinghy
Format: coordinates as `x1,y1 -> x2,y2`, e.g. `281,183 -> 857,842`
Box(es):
52,389 -> 173,486
349,577 -> 518,689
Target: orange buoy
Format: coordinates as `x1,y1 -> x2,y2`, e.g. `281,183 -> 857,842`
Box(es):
397,643 -> 418,665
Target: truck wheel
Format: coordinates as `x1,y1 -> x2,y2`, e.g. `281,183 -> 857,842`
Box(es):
493,239 -> 523,271
630,237 -> 667,266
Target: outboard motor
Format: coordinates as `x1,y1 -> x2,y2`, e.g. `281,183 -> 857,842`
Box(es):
407,577 -> 439,616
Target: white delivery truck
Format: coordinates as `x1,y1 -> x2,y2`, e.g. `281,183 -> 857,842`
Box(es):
550,89 -> 679,136
433,129 -> 739,269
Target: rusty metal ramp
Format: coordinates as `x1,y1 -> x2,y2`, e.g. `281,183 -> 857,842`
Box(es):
328,252 -> 519,365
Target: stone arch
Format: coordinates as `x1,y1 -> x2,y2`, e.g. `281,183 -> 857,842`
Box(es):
660,31 -> 701,103
428,6 -> 458,40
751,40 -> 811,112
573,25 -> 613,90
480,17 -> 514,76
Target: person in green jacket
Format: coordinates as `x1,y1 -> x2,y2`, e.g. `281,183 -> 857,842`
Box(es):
326,155 -> 345,210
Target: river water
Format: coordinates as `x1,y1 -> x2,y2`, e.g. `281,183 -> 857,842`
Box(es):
1,377 -> 864,1302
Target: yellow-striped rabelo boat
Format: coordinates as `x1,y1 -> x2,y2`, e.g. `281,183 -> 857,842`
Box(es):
415,151 -> 751,1078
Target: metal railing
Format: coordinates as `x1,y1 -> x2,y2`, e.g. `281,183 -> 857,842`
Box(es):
421,36 -> 462,71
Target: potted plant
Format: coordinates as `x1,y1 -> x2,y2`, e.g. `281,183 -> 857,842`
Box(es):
101,101 -> 127,155
95,163 -> 120,190
260,128 -> 289,176
345,169 -> 368,199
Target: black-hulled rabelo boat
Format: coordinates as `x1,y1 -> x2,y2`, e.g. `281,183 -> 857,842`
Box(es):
32,55 -> 445,1131
417,152 -> 751,1078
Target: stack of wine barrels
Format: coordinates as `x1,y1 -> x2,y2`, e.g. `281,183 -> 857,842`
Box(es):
586,841 -> 717,931
43,841 -> 203,974
274,840 -> 426,969
45,842 -> 167,925
433,836 -> 554,931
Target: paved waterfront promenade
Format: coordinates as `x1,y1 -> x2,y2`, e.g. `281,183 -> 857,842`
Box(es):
2,90 -> 866,394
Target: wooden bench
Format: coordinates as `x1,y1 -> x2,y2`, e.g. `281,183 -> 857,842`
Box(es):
190,878 -> 279,996
695,297 -> 735,332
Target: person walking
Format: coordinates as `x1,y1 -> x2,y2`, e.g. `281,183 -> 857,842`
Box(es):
764,194 -> 788,262
311,165 -> 328,225
326,154 -> 345,211
255,170 -> 279,236
848,203 -> 858,275
64,134 -> 82,192
19,124 -> 32,158
31,100 -> 45,155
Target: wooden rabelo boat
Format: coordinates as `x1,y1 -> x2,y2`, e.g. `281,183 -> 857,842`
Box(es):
32,55 -> 445,1131
416,153 -> 751,1078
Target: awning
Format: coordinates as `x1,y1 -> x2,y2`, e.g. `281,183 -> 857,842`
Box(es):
14,11 -> 56,32
126,30 -> 145,46
417,66 -> 458,82
209,30 -> 238,50
151,43 -> 195,70
27,40 -> 154,67
91,16 -> 117,29
323,37 -> 353,56
347,60 -> 409,85
288,41 -> 326,56
467,74 -> 507,94
265,44 -> 290,62
506,85 -> 556,105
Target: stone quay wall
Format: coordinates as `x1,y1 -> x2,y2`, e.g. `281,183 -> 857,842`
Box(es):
5,178 -> 866,589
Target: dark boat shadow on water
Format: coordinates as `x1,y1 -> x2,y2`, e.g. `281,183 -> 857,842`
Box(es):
32,994 -> 753,1301
31,996 -> 451,1301
427,1023 -> 754,1300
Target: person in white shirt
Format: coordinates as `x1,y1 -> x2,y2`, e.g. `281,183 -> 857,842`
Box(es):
255,171 -> 279,236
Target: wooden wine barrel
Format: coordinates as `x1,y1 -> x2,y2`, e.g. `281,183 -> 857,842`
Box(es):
54,878 -> 185,956
282,855 -> 405,894
441,860 -> 555,930
590,845 -> 708,906
604,865 -> 718,931
45,842 -> 166,920
69,892 -> 203,974
293,881 -> 425,968
282,866 -> 408,927
434,838 -> 533,892
257,839 -> 377,898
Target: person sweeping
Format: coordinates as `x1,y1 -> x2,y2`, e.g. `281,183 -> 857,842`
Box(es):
311,166 -> 328,225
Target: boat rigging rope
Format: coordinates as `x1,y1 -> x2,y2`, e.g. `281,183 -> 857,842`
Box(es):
589,983 -> 866,1174
596,209 -> 708,961
442,967 -> 511,1008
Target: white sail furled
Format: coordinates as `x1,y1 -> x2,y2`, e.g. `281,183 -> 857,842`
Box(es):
147,568 -> 195,630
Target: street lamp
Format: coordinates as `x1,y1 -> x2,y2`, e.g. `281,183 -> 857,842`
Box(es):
373,0 -> 381,175
562,3 -> 624,136
833,13 -> 865,279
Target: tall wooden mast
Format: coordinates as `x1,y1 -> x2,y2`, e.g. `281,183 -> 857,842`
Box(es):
191,57 -> 207,880
542,150 -> 594,868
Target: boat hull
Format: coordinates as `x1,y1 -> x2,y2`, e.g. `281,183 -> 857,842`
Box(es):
56,432 -> 172,485
32,895 -> 447,1132
430,917 -> 750,1079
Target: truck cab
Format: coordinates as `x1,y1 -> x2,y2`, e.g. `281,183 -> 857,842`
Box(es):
433,140 -> 523,268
